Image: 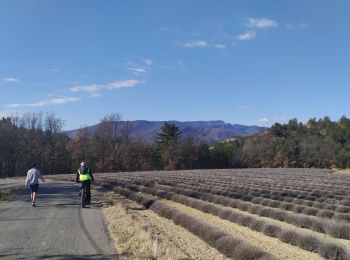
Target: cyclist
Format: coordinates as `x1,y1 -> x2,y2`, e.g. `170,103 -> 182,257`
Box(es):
76,161 -> 94,205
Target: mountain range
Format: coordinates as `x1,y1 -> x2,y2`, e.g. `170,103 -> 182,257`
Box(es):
65,120 -> 267,143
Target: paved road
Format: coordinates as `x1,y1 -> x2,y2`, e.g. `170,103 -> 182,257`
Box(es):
0,182 -> 118,259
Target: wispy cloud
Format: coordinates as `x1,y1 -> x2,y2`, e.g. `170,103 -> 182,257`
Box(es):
6,97 -> 80,108
125,67 -> 146,74
258,116 -> 290,126
214,44 -> 227,49
237,31 -> 256,41
50,68 -> 61,72
119,59 -> 153,75
246,18 -> 278,28
183,40 -> 208,48
258,118 -> 269,123
70,79 -> 143,95
286,22 -> 309,30
144,59 -> 152,65
3,77 -> 19,82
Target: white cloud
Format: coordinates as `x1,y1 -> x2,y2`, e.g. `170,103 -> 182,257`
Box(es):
50,68 -> 61,72
6,97 -> 80,108
3,77 -> 19,82
237,31 -> 256,40
214,44 -> 227,49
184,40 -> 208,48
70,79 -> 143,95
125,67 -> 146,74
70,84 -> 101,93
258,118 -> 269,123
121,59 -> 152,74
107,80 -> 142,89
246,18 -> 278,28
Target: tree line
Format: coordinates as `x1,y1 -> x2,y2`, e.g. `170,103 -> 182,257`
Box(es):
1,113 -> 350,177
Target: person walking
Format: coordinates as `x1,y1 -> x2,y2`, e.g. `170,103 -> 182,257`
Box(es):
25,162 -> 45,207
76,161 -> 94,205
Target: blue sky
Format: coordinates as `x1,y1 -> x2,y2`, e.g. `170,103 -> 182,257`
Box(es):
0,1 -> 349,130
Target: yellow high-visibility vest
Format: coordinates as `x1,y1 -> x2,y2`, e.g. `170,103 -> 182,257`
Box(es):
79,168 -> 91,181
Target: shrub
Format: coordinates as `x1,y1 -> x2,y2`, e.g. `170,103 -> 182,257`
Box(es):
283,197 -> 294,203
278,230 -> 299,246
262,224 -> 282,237
334,213 -> 350,222
317,210 -> 335,219
324,204 -> 337,211
248,205 -> 261,215
257,208 -> 274,217
290,215 -> 313,228
267,200 -> 281,208
227,211 -> 241,223
291,205 -> 306,213
214,236 -> 242,257
270,210 -> 287,221
219,209 -> 233,219
297,234 -> 320,252
336,206 -> 350,213
251,197 -> 263,204
238,202 -> 251,211
318,242 -> 350,260
310,220 -> 326,233
324,221 -> 350,239
279,203 -> 294,211
241,195 -> 254,201
302,207 -> 318,216
261,199 -> 270,206
237,215 -> 254,227
249,219 -> 265,232
233,244 -> 273,260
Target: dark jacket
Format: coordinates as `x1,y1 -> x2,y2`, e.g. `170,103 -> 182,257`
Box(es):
76,167 -> 94,182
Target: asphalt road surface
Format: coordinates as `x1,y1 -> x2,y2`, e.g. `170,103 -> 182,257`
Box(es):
0,182 -> 117,259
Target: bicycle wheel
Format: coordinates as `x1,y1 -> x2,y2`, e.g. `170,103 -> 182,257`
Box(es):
81,188 -> 86,208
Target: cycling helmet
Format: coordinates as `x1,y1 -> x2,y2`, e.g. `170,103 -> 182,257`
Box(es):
80,161 -> 87,167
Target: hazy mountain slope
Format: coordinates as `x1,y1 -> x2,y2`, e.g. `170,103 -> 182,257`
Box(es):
65,120 -> 266,143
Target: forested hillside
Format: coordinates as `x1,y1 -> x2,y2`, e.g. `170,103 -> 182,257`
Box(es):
1,113 -> 350,178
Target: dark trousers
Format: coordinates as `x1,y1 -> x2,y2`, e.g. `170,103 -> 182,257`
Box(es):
81,180 -> 91,203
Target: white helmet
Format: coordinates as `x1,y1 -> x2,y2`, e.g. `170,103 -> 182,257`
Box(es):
80,161 -> 87,167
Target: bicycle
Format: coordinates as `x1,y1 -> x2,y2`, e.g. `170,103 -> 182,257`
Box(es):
81,185 -> 88,208
80,185 -> 89,208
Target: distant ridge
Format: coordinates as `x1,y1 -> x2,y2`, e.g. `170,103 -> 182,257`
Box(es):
65,120 -> 266,143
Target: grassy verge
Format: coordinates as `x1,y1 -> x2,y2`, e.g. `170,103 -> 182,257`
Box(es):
0,187 -> 22,201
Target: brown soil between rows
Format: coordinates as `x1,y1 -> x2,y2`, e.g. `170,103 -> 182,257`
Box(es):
95,189 -> 228,260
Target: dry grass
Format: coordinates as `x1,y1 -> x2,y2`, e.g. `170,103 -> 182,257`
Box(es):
0,187 -> 22,201
103,203 -> 182,259
99,191 -> 228,260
